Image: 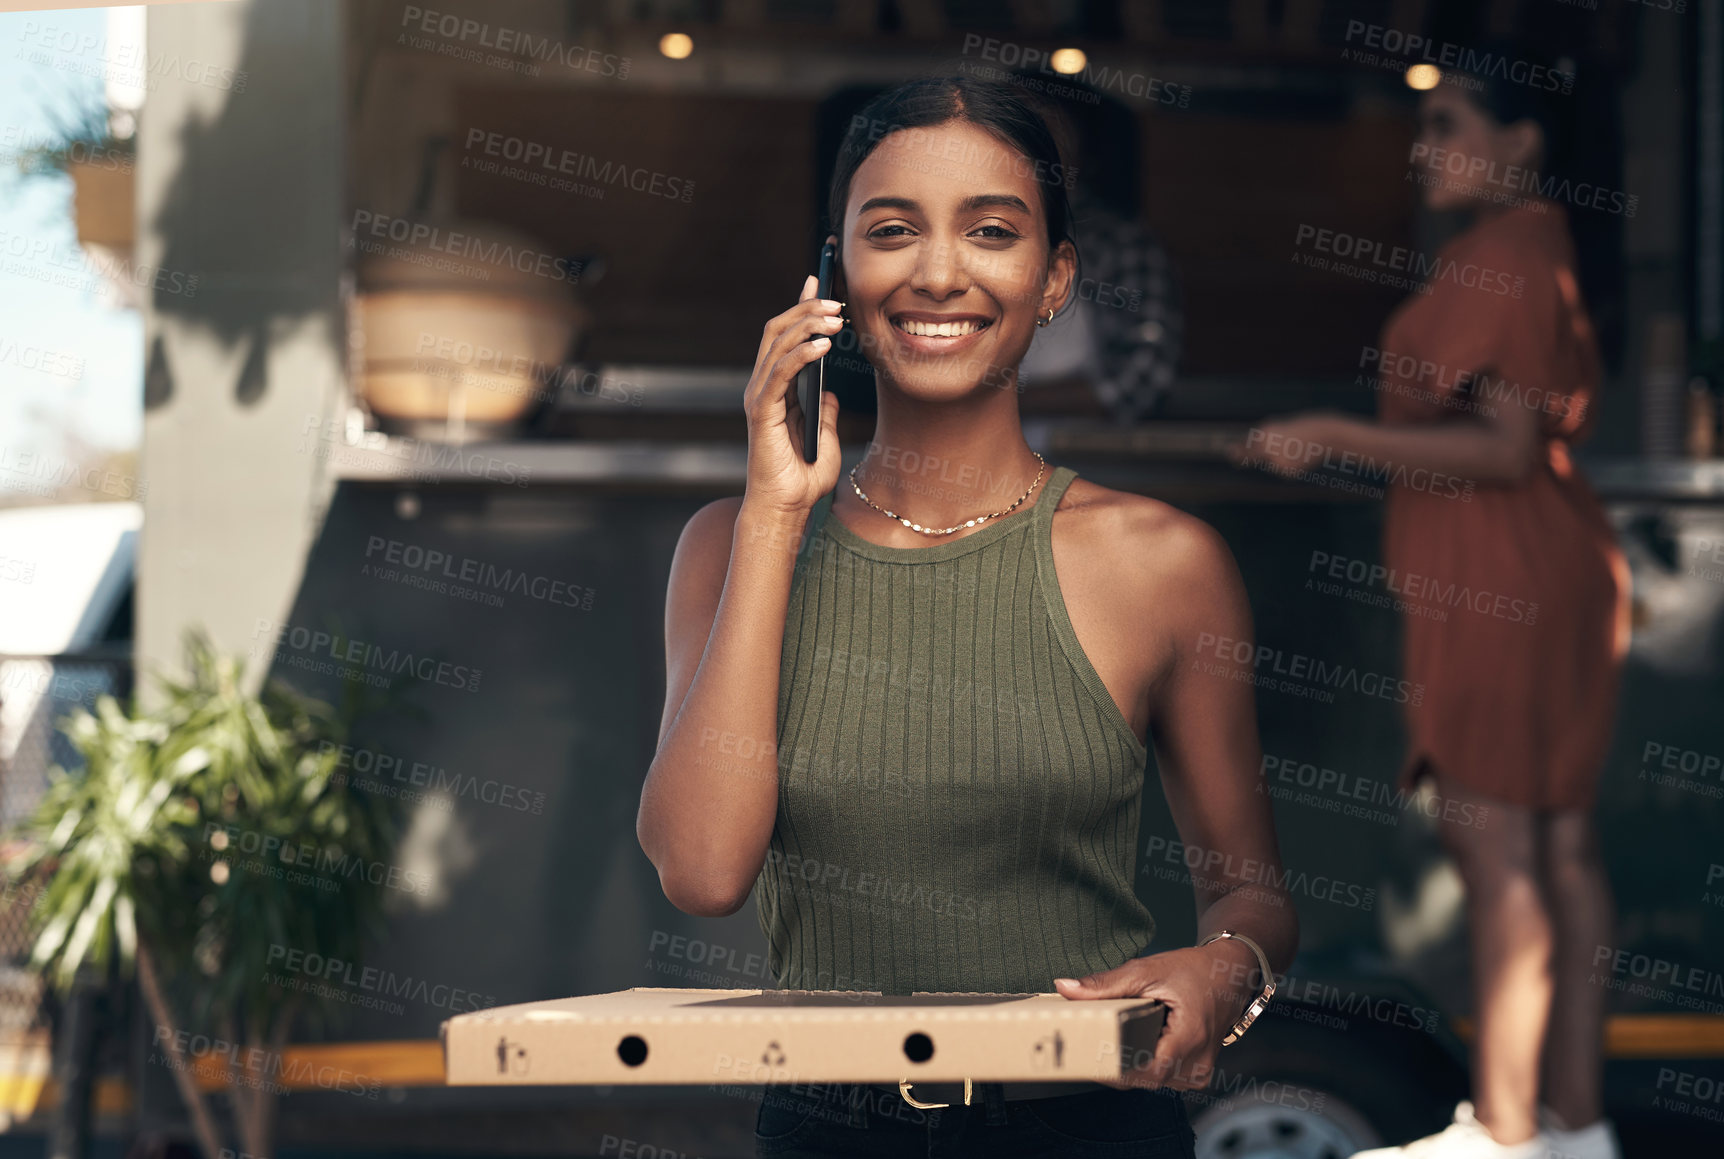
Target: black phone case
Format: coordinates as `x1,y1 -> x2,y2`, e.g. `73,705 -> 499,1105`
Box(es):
800,242 -> 837,462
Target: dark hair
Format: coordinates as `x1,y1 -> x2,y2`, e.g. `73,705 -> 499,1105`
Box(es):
1445,40 -> 1624,369
824,75 -> 1081,314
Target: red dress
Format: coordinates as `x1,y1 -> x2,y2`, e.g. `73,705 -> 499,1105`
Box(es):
1375,201 -> 1632,811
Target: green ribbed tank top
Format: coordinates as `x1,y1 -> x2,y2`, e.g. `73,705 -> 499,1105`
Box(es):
754,464 -> 1157,995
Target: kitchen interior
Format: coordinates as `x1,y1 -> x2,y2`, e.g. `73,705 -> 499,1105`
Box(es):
340,0 -> 1465,485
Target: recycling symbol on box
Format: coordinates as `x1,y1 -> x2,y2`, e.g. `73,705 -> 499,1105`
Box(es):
762,1041 -> 787,1066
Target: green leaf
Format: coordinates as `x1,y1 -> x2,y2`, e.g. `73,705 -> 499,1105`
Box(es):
11,623 -> 405,1044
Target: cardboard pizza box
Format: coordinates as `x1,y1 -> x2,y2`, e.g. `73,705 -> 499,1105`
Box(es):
441,987 -> 1165,1086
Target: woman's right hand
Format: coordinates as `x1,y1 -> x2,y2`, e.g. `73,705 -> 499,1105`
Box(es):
742,267 -> 844,515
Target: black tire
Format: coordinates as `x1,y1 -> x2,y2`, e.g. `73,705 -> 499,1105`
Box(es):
1184,999 -> 1470,1157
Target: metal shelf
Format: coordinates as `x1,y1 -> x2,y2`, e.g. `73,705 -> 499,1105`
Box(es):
322,437 -> 747,487
1582,458 -> 1724,502
321,414 -> 1724,505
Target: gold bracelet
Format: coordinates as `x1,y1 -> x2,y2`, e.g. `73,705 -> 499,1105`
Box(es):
1198,930 -> 1276,1045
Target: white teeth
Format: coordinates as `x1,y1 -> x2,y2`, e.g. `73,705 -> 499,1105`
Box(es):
894,318 -> 988,337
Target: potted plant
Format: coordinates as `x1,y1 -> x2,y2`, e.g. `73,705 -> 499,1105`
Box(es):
9,96 -> 138,305
3,631 -> 401,1159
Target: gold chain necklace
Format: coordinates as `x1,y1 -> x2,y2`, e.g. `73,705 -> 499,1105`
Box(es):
848,451 -> 1047,537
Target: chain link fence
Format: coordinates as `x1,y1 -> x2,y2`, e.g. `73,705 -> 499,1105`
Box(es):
0,653 -> 133,1039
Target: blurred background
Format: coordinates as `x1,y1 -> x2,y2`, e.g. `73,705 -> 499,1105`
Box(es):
0,0 -> 1719,1156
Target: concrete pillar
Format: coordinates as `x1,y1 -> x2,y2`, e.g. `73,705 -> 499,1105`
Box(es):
136,0 -> 345,692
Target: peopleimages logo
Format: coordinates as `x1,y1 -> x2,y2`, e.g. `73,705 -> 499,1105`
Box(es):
1341,21 -> 1574,94
0,554 -> 37,586
398,6 -> 630,79
150,1027 -> 379,1100
265,944 -> 493,1014
849,113 -> 1075,193
694,726 -> 924,805
0,337 -> 85,382
1294,223 -> 1526,298
0,228 -> 198,298
1206,958 -> 1443,1034
646,931 -> 776,987
854,440 -> 1034,500
1407,144 -> 1638,219
462,128 -> 694,203
811,643 -> 1040,720
296,415 -> 533,486
763,850 -> 988,921
249,618 -> 483,694
1259,753 -> 1491,830
202,821 -> 432,898
1638,740 -> 1724,799
1687,537 -> 1724,587
349,210 -> 583,283
16,19 -> 247,93
1143,835 -> 1377,911
1193,632 -> 1424,706
1306,549 -> 1539,626
1590,945 -> 1724,1014
959,34 -> 1192,108
1241,425 -> 1476,502
0,445 -> 148,501
409,332 -> 643,409
362,535 -> 596,611
318,740 -> 545,815
0,126 -> 133,174
1652,1066 -> 1724,1124
1358,346 -> 1587,422
0,663 -> 108,709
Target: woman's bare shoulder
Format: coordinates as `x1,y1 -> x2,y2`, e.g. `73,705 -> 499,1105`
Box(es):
669,495 -> 747,588
684,494 -> 747,531
1055,477 -> 1244,599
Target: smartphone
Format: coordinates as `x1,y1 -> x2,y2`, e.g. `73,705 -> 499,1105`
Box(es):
800,240 -> 838,463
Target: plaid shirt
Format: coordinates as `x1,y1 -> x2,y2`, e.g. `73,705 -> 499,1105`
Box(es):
1070,194 -> 1184,422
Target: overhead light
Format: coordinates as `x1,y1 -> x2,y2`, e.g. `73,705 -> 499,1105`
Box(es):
1405,64 -> 1441,91
1050,48 -> 1086,75
659,32 -> 693,59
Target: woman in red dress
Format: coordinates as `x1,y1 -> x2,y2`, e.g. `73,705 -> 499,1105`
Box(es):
1242,66 -> 1631,1159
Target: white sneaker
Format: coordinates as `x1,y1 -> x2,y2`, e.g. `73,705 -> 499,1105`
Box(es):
1350,1102 -> 1547,1158
1536,1108 -> 1622,1159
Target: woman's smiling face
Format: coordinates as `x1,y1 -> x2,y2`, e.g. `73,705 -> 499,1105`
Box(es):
840,118 -> 1075,401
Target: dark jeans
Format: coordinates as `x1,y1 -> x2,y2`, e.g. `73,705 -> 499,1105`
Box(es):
754,1079 -> 1197,1158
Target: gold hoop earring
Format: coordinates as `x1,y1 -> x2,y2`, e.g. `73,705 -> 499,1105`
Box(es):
1036,308 -> 1054,327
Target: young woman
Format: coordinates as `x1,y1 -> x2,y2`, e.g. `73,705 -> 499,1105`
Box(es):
637,76 -> 1297,1157
1240,62 -> 1630,1159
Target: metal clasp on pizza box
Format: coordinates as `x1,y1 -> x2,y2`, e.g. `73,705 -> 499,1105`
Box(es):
898,1077 -> 971,1108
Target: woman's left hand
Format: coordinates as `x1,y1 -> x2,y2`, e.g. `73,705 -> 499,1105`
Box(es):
1054,945 -> 1248,1091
